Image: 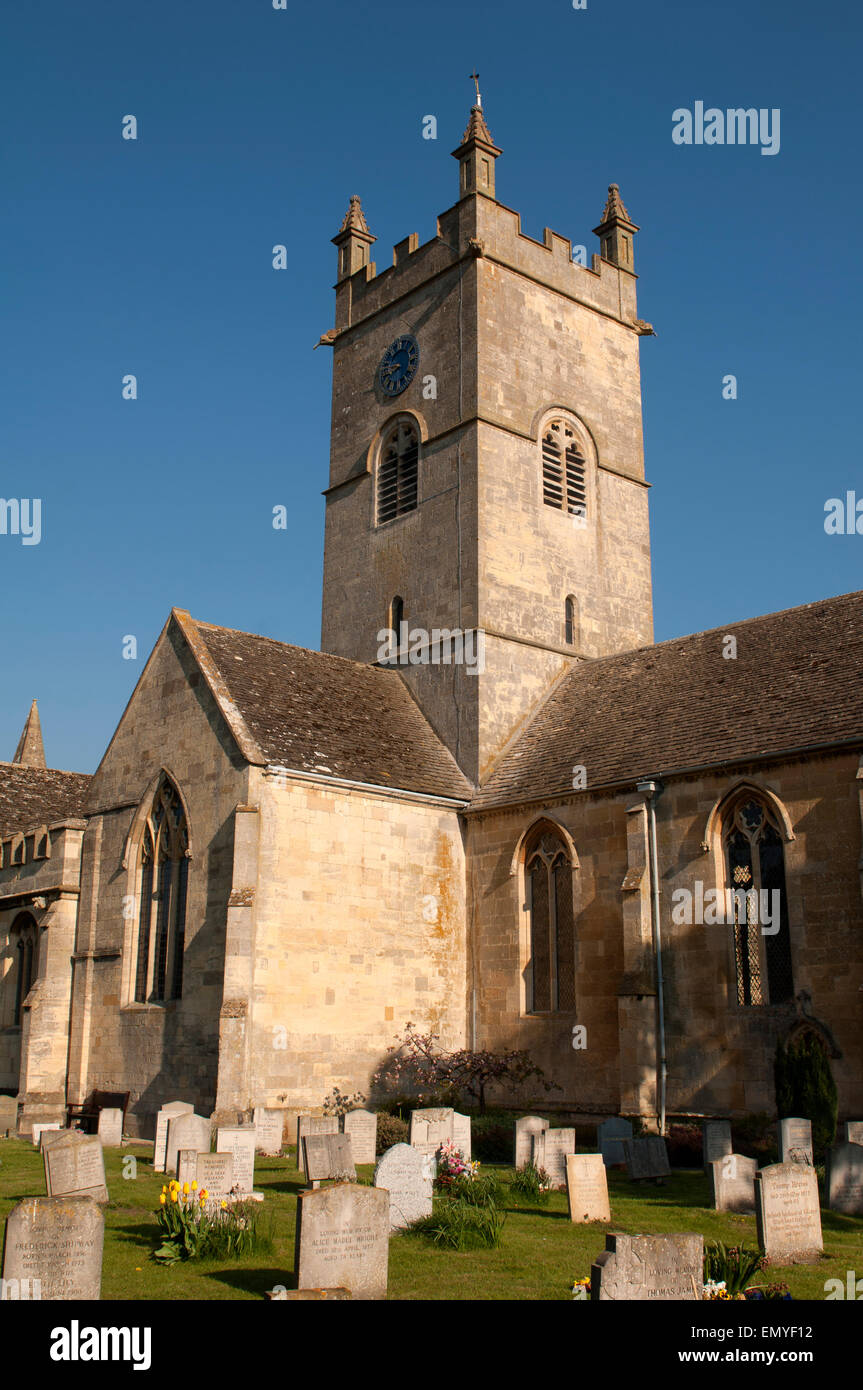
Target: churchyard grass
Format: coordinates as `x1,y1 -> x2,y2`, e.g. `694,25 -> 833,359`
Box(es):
1,1139 -> 860,1300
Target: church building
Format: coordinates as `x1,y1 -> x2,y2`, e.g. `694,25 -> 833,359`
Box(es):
2,100 -> 862,1138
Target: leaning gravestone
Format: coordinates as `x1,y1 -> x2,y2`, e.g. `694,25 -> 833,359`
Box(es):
153,1101 -> 194,1172
374,1143 -> 434,1230
597,1118 -> 633,1167
254,1108 -> 284,1156
303,1133 -> 356,1185
294,1183 -> 389,1300
622,1136 -> 671,1181
532,1128 -> 576,1189
565,1154 -> 611,1223
452,1112 -> 472,1161
710,1153 -> 758,1213
296,1116 -> 340,1178
591,1233 -> 703,1301
32,1122 -> 61,1148
40,1127 -> 73,1152
342,1110 -> 377,1165
44,1131 -> 108,1204
216,1127 -> 256,1194
844,1121 -> 863,1145
778,1117 -> 813,1166
409,1107 -> 454,1156
97,1108 -> 123,1148
826,1141 -> 863,1216
755,1162 -> 823,1261
1,1196 -> 104,1300
702,1120 -> 732,1173
167,1113 -> 211,1175
514,1116 -> 549,1169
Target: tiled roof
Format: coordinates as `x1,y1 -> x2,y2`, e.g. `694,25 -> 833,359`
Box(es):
189,617 -> 473,802
0,764 -> 92,839
471,591 -> 863,810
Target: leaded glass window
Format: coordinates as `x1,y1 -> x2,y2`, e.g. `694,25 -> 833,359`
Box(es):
526,828 -> 576,1012
723,796 -> 793,1007
134,777 -> 189,1003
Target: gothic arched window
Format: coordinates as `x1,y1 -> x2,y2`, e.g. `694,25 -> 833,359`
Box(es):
723,794 -> 793,1006
377,419 -> 419,524
541,420 -> 587,518
525,826 -> 576,1012
134,777 -> 189,1003
10,912 -> 39,1026
565,595 -> 577,647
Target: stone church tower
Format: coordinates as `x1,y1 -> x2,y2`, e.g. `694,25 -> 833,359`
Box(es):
320,98 -> 654,783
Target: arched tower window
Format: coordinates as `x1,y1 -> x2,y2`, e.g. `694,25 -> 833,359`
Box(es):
723,793 -> 793,1006
10,912 -> 39,1025
565,595 -> 577,647
525,826 -> 576,1013
377,419 -> 419,524
134,776 -> 189,1004
541,420 -> 586,517
390,595 -> 405,638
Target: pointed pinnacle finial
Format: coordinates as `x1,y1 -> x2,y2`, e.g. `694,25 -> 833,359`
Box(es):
337,194 -> 372,237
599,183 -> 635,226
12,699 -> 46,768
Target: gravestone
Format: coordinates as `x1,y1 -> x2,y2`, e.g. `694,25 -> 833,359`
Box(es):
153,1101 -> 193,1172
452,1112 -> 472,1161
778,1117 -> 813,1166
44,1131 -> 108,1204
296,1116 -> 340,1178
844,1121 -> 863,1145
167,1113 -> 211,1175
1,1196 -> 104,1300
409,1107 -> 454,1156
565,1154 -> 611,1222
40,1127 -> 73,1152
622,1136 -> 671,1181
32,1122 -> 61,1148
303,1133 -> 356,1184
295,1183 -> 389,1300
177,1150 -> 198,1189
0,1095 -> 17,1137
514,1116 -> 549,1169
374,1142 -> 434,1230
97,1108 -> 123,1148
755,1163 -> 823,1261
342,1109 -> 377,1165
591,1233 -> 703,1301
826,1141 -> 863,1216
216,1126 -> 256,1193
710,1153 -> 758,1213
197,1151 -> 234,1195
702,1120 -> 732,1172
254,1107 -> 284,1156
532,1128 -> 576,1189
597,1118 -> 633,1167
268,1286 -> 351,1300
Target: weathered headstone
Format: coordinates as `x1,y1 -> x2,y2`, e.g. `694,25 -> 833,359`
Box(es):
44,1131 -> 108,1204
342,1110 -> 377,1165
32,1122 -> 61,1148
216,1126 -> 256,1194
153,1101 -> 193,1172
710,1153 -> 758,1213
826,1141 -> 863,1216
40,1127 -> 73,1152
452,1112 -> 472,1161
532,1128 -> 576,1189
296,1116 -> 339,1178
97,1108 -> 123,1148
591,1233 -> 703,1301
295,1183 -> 389,1300
597,1118 -> 633,1167
254,1107 -> 284,1156
197,1151 -> 234,1195
177,1150 -> 198,1189
0,1095 -> 17,1137
514,1115 -> 549,1169
374,1142 -> 434,1230
844,1120 -> 863,1146
622,1136 -> 671,1181
755,1163 -> 823,1261
778,1117 -> 813,1166
1,1196 -> 104,1300
303,1133 -> 356,1184
565,1154 -> 611,1223
167,1112 -> 211,1175
409,1107 -> 454,1156
702,1120 -> 732,1172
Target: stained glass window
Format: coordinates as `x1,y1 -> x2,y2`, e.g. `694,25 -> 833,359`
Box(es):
133,777 -> 189,1003
526,828 -> 576,1012
723,794 -> 793,1007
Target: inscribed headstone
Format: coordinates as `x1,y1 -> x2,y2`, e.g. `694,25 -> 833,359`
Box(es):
295,1183 -> 389,1300
755,1162 -> 823,1260
597,1118 -> 633,1167
342,1109 -> 377,1165
710,1153 -> 758,1213
844,1121 -> 863,1146
32,1122 -> 61,1148
532,1128 -> 576,1189
452,1112 -> 472,1161
177,1150 -> 198,1189
216,1126 -> 256,1193
44,1132 -> 108,1204
40,1127 -> 73,1152
514,1116 -> 549,1169
167,1113 -> 211,1175
565,1153 -> 611,1223
778,1117 -> 813,1166
591,1233 -> 703,1301
153,1101 -> 193,1172
374,1142 -> 434,1230
97,1108 -> 123,1148
1,1196 -> 104,1300
702,1120 -> 732,1172
296,1116 -> 339,1178
622,1135 -> 671,1180
409,1107 -> 454,1156
303,1133 -> 356,1184
826,1141 -> 863,1216
197,1151 -> 234,1195
254,1107 -> 284,1156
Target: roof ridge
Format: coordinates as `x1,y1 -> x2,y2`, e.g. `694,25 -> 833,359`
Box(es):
191,615 -> 410,677
0,760 -> 91,778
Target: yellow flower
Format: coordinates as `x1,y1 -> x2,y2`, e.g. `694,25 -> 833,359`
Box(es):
183,1183 -> 190,1195
170,1191 -> 178,1203
161,1185 -> 167,1194
159,1194 -> 166,1205
221,1200 -> 227,1209
191,1180 -> 197,1191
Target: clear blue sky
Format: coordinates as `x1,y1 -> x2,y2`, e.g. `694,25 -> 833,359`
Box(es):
2,0 -> 861,772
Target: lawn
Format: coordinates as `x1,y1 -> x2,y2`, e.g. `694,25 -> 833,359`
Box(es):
1,1139 -> 860,1300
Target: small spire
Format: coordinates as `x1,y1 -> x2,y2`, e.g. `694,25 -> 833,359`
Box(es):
452,89 -> 502,200
337,194 -> 372,237
12,699 -> 46,768
593,183 -> 640,271
332,195 -> 376,283
598,183 -> 633,225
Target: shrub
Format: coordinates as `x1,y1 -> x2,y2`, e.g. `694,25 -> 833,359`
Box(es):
510,1161 -> 551,1206
446,1172 -> 502,1208
664,1123 -> 702,1168
774,1034 -> 838,1156
154,1182 -> 272,1262
407,1199 -> 506,1250
704,1241 -> 764,1297
372,1022 -> 558,1112
732,1112 -> 777,1163
322,1087 -> 367,1117
472,1110 -> 521,1163
375,1112 -> 408,1153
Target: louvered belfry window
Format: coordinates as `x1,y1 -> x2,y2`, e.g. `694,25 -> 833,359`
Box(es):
377,420 -> 419,524
542,420 -> 587,517
526,827 -> 576,1012
134,776 -> 189,1004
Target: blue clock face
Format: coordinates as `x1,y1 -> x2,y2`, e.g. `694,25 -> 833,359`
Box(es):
378,335 -> 419,396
